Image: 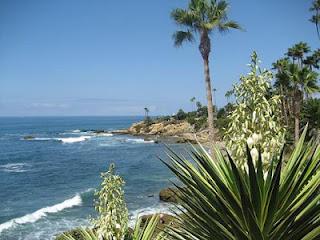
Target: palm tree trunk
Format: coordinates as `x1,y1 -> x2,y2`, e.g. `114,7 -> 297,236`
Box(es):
293,88 -> 301,144
203,56 -> 215,146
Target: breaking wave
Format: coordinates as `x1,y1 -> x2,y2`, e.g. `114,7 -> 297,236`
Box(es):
0,163 -> 31,173
0,194 -> 82,233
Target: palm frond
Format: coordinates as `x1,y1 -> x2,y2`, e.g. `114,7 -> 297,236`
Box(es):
172,30 -> 195,47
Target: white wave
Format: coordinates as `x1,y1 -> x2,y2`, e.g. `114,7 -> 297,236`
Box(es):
23,137 -> 52,141
128,203 -> 174,227
94,133 -> 113,137
71,129 -> 81,133
126,138 -> 155,144
0,163 -> 30,173
55,136 -> 91,143
0,194 -> 82,233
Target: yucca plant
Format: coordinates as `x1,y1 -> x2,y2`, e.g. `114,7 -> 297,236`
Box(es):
60,215 -> 163,240
162,127 -> 320,239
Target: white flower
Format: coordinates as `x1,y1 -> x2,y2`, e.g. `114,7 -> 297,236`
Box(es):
252,133 -> 260,144
250,148 -> 259,161
115,223 -> 121,229
246,137 -> 254,148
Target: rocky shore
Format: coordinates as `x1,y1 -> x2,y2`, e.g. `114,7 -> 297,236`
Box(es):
111,119 -> 212,144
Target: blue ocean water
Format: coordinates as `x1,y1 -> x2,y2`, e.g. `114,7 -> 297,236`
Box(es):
0,117 -> 180,240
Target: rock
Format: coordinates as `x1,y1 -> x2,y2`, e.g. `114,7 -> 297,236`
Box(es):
23,135 -> 35,140
140,213 -> 177,236
55,228 -> 89,240
159,188 -> 180,203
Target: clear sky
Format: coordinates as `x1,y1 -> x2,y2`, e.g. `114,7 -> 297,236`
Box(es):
0,0 -> 318,116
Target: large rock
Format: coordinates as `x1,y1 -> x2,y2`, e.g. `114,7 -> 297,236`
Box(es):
159,188 -> 180,203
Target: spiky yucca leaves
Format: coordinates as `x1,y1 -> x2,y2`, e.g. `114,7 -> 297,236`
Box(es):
59,215 -> 163,240
163,127 -> 320,240
132,214 -> 164,240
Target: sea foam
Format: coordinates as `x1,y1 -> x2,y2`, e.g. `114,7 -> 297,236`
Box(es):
0,163 -> 30,173
0,194 -> 82,233
55,136 -> 91,143
126,138 -> 155,144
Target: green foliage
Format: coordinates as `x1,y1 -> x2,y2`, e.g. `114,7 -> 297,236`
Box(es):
92,164 -> 128,240
175,109 -> 187,120
60,228 -> 98,240
310,0 -> 320,39
131,215 -> 164,240
144,116 -> 152,126
163,127 -> 320,239
171,0 -> 241,47
215,103 -> 234,132
302,98 -> 320,139
224,52 -> 285,167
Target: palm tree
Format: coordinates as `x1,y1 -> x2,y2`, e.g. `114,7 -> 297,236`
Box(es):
171,0 -> 241,147
272,58 -> 291,126
286,64 -> 319,143
310,0 -> 320,40
190,96 -> 196,110
144,107 -> 149,119
287,42 -> 311,67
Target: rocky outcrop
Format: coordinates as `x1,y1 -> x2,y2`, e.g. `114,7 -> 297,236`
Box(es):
159,188 -> 181,203
114,119 -> 213,144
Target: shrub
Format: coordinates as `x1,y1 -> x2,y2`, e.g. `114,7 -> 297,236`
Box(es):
175,109 -> 187,120
163,127 -> 320,239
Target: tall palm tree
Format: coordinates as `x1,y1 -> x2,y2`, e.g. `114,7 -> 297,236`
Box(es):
310,0 -> 320,40
272,58 -> 291,126
286,64 -> 319,143
287,42 -> 311,67
171,0 -> 241,146
144,107 -> 149,119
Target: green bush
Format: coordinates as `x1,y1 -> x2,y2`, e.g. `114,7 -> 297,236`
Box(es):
175,109 -> 187,120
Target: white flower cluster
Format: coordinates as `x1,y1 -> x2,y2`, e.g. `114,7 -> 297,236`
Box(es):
92,164 -> 128,240
224,52 -> 285,168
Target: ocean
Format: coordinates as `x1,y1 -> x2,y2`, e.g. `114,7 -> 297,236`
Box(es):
0,117 -> 181,240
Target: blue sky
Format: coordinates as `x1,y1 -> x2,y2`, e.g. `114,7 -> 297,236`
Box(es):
0,0 -> 318,116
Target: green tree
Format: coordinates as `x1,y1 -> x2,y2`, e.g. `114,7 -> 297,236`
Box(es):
286,64 -> 319,143
286,42 -> 310,67
144,107 -> 149,119
302,98 -> 320,139
224,52 -> 285,167
171,0 -> 241,148
310,0 -> 320,39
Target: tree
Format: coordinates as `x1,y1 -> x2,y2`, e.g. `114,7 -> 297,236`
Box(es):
175,109 -> 187,120
285,64 -> 319,143
144,107 -> 149,119
286,42 -> 310,67
273,43 -> 320,144
302,98 -> 320,140
310,0 -> 320,40
190,96 -> 196,111
224,52 -> 285,167
171,0 -> 241,149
